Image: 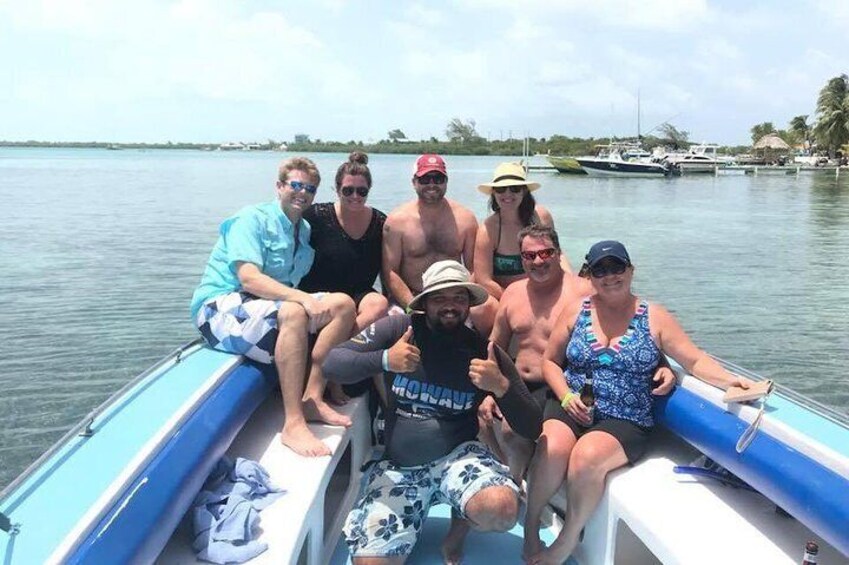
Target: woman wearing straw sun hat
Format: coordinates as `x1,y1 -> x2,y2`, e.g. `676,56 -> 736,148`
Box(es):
473,162 -> 573,300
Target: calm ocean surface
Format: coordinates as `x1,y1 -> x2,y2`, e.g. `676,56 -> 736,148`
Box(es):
1,148 -> 848,489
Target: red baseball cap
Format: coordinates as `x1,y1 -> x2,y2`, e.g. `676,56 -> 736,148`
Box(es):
413,154 -> 447,178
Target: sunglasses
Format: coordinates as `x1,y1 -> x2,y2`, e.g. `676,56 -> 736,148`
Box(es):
417,173 -> 447,185
286,180 -> 318,194
341,185 -> 369,197
520,247 -> 558,261
493,185 -> 525,195
589,261 -> 629,278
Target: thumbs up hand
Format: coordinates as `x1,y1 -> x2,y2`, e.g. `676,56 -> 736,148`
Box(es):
386,326 -> 420,373
469,342 -> 509,397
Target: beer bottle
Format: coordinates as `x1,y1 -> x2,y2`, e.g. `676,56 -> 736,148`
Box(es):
580,367 -> 595,425
801,541 -> 818,565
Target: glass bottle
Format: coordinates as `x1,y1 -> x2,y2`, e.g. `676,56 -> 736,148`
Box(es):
580,367 -> 595,425
801,541 -> 818,565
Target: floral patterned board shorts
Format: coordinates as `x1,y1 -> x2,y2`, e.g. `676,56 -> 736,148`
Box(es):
343,441 -> 518,558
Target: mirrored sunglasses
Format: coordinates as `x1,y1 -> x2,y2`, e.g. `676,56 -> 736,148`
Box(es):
287,180 -> 318,194
520,247 -> 558,261
417,173 -> 447,185
340,185 -> 369,197
590,260 -> 628,278
493,185 -> 526,195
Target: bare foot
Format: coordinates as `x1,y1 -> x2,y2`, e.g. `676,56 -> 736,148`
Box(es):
522,534 -> 545,562
303,397 -> 352,427
327,382 -> 350,405
441,516 -> 471,565
280,422 -> 330,457
528,542 -> 570,565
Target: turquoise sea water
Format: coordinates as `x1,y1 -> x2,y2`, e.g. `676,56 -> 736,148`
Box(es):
1,148 -> 848,489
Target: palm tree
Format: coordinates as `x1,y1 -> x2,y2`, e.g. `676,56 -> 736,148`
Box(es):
789,115 -> 811,152
750,122 -> 776,144
813,74 -> 849,155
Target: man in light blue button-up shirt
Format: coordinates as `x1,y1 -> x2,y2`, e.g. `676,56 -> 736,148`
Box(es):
191,157 -> 356,457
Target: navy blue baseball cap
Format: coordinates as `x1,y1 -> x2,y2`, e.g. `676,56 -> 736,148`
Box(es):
585,240 -> 631,267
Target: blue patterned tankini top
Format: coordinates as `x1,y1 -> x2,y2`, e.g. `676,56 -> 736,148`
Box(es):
564,298 -> 661,428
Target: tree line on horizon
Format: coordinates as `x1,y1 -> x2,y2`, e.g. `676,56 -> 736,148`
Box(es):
3,74 -> 845,157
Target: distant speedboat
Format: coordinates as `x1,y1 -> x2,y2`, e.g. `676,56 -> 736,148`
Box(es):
575,144 -> 670,177
546,155 -> 587,174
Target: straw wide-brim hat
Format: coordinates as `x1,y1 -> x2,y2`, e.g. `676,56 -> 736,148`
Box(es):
408,260 -> 489,312
477,162 -> 540,194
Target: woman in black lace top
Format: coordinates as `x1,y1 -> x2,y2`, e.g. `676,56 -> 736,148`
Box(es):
301,152 -> 388,332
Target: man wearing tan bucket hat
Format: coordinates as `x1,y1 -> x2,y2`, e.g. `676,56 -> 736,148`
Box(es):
323,260 -> 542,563
382,154 -> 498,334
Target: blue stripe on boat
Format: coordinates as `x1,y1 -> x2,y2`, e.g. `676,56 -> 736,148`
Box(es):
655,386 -> 849,556
66,359 -> 275,564
0,346 -> 259,564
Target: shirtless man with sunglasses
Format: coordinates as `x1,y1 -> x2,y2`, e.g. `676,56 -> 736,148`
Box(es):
382,154 -> 480,314
478,225 -> 590,482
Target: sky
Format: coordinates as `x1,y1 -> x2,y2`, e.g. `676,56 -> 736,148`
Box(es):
1,0 -> 847,146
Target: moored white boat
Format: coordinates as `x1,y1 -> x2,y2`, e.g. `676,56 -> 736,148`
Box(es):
661,144 -> 726,174
1,342 -> 848,564
575,144 -> 670,178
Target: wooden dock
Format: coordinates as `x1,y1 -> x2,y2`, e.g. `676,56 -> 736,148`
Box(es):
715,165 -> 844,177
526,164 -> 846,177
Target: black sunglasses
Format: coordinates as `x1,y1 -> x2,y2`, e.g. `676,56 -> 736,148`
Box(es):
590,261 -> 629,278
340,185 -> 369,197
493,185 -> 525,195
417,173 -> 447,185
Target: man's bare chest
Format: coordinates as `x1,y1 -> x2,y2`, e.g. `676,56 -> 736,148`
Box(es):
406,220 -> 463,258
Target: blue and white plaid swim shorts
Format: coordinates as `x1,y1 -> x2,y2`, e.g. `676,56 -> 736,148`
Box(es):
195,291 -> 324,364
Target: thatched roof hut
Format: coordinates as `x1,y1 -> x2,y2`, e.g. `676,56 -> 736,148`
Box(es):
753,134 -> 791,150
753,134 -> 791,163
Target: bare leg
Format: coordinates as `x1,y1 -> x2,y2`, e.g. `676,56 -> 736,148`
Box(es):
523,420 -> 576,560
530,432 -> 628,565
495,420 -> 535,486
355,292 -> 389,332
444,484 -> 518,564
477,412 -> 507,464
303,293 -> 356,427
276,302 -> 330,457
441,514 -> 471,565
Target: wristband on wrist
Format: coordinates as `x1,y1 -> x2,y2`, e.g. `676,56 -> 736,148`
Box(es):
560,391 -> 575,409
381,350 -> 390,371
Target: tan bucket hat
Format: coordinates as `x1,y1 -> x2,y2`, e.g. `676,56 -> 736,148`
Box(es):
408,260 -> 489,312
477,162 -> 540,194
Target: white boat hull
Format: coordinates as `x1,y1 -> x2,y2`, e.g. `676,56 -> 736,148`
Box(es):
576,158 -> 669,178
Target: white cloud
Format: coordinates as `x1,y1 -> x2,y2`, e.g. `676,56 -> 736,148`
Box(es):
505,18 -> 549,42
405,3 -> 444,27
457,0 -> 711,30
0,0 -> 844,144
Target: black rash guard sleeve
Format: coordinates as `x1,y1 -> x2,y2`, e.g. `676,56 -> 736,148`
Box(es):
322,314 -> 410,385
491,344 -> 543,440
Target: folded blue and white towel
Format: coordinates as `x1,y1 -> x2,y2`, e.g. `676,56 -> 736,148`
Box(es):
192,456 -> 286,564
